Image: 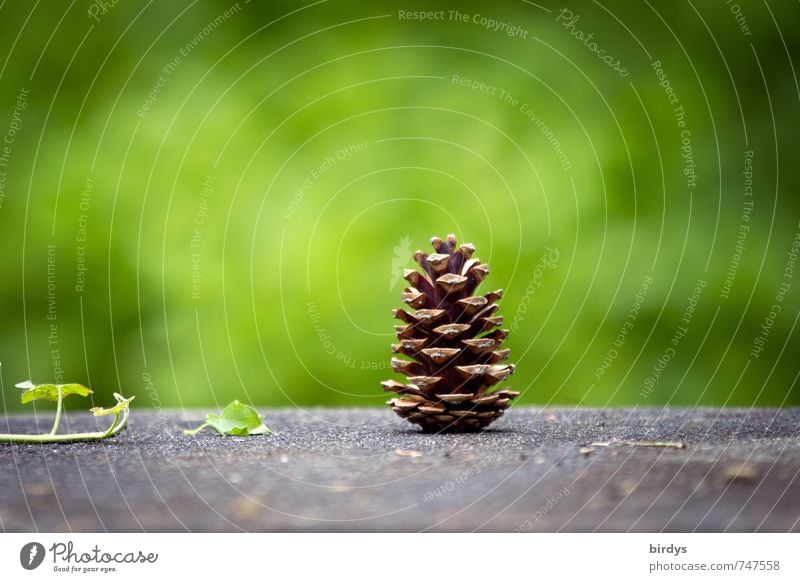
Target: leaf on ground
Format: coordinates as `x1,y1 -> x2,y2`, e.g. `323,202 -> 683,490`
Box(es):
17,381 -> 93,404
184,400 -> 274,436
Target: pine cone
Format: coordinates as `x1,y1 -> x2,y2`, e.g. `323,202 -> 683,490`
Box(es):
382,234 -> 519,432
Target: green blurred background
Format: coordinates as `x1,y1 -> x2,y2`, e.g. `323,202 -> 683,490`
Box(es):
0,0 -> 798,413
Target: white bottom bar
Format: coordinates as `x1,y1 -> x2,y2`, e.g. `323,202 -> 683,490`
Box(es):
1,533 -> 797,581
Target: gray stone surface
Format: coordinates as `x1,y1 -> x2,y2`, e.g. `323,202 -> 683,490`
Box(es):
1,407 -> 799,532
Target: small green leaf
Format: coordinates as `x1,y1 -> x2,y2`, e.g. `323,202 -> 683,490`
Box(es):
90,393 -> 135,417
17,381 -> 93,404
183,400 -> 274,436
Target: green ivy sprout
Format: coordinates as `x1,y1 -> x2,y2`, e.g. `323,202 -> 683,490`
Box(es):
0,380 -> 134,444
183,400 -> 274,437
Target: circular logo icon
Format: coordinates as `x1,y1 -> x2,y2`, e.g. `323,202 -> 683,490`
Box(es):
20,542 -> 45,570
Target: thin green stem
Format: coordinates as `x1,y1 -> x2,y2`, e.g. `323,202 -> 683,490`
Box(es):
49,386 -> 63,435
106,407 -> 130,437
0,407 -> 129,444
182,422 -> 209,436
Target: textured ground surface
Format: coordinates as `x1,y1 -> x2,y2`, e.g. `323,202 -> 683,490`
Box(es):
1,407 -> 799,532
